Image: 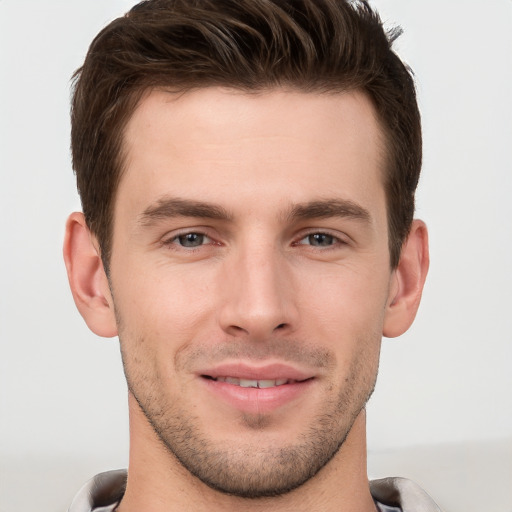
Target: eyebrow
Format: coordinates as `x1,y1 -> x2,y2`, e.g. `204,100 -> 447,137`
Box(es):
287,199 -> 371,223
138,197 -> 232,226
137,196 -> 371,227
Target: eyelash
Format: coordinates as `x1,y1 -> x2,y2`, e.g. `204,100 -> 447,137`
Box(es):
161,229 -> 348,253
162,230 -> 217,251
293,231 -> 348,250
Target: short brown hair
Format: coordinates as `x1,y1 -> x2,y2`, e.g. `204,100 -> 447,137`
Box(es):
71,0 -> 421,269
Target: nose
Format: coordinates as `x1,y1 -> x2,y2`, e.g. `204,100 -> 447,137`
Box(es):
217,242 -> 299,340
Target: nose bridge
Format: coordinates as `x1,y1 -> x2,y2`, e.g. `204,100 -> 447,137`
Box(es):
218,237 -> 296,338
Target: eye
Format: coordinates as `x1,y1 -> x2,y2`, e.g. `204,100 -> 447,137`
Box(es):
298,233 -> 338,247
171,232 -> 212,248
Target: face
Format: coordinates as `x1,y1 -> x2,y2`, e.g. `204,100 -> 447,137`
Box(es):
109,88 -> 395,497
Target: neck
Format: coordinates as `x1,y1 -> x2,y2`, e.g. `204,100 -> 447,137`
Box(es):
118,395 -> 376,512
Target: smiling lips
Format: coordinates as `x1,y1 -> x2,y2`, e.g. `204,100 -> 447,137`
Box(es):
199,363 -> 315,414
206,376 -> 299,388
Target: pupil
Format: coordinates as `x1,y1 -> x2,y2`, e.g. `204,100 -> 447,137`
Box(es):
179,233 -> 203,247
310,233 -> 333,246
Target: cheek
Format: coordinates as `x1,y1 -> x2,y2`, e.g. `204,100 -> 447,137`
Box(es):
113,261 -> 216,339
296,262 -> 390,333
295,264 -> 387,387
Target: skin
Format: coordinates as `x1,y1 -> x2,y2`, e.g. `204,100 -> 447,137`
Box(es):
64,88 -> 429,511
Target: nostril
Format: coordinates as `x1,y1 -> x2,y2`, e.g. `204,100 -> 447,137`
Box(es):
231,325 -> 249,333
275,323 -> 286,330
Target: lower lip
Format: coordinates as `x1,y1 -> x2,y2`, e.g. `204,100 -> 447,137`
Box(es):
201,377 -> 314,414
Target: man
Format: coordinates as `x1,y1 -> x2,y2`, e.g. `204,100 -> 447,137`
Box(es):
63,0 -> 436,510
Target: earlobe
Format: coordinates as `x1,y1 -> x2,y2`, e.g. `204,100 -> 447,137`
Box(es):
63,212 -> 118,338
383,220 -> 429,338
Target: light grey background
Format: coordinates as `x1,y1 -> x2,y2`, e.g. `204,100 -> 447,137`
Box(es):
1,1 -> 511,511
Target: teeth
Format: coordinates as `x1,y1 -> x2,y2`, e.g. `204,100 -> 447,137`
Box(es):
214,377 -> 292,388
239,379 -> 259,388
258,379 -> 277,389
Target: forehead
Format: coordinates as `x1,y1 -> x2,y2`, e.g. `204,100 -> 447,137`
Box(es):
119,87 -> 386,221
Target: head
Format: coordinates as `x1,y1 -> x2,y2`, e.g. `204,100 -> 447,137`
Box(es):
71,0 -> 421,271
65,0 -> 428,503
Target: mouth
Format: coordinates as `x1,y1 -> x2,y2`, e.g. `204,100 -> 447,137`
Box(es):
199,365 -> 315,414
202,375 -> 307,388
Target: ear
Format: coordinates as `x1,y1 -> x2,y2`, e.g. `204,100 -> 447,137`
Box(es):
63,212 -> 118,337
383,220 -> 429,338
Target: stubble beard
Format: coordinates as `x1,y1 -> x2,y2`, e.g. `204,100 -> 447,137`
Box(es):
122,339 -> 378,499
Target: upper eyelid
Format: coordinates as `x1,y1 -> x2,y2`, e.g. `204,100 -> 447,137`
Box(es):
174,232 -> 211,241
293,228 -> 350,243
158,226 -> 350,246
159,233 -> 217,256
158,229 -> 218,250
161,226 -> 215,240
295,236 -> 346,248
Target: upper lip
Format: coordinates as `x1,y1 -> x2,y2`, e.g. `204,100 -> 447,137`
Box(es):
198,362 -> 314,382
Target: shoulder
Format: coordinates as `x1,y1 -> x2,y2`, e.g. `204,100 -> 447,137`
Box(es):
68,470 -> 127,512
370,477 -> 442,512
